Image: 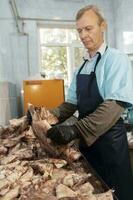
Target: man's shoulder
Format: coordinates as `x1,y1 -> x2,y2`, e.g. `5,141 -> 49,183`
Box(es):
102,47 -> 131,73
107,47 -> 128,58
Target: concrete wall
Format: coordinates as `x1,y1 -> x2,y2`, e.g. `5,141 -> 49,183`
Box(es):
114,0 -> 133,53
0,0 -> 132,120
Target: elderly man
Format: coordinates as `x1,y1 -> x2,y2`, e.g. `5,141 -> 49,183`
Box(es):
42,5 -> 133,200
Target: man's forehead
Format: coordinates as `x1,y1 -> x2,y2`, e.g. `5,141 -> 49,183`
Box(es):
76,11 -> 99,29
77,10 -> 99,21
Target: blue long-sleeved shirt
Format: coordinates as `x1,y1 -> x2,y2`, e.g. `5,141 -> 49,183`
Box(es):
67,47 -> 133,108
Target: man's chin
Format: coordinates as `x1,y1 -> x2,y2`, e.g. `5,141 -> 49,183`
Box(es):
83,42 -> 93,49
84,44 -> 93,50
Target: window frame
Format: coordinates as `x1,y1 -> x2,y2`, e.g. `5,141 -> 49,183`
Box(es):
38,21 -> 84,85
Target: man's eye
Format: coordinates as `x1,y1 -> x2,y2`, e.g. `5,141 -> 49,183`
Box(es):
86,27 -> 92,31
77,29 -> 82,33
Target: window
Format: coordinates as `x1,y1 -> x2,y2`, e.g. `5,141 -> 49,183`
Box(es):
123,31 -> 133,54
39,26 -> 84,91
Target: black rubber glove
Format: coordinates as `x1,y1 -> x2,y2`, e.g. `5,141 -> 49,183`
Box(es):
47,125 -> 80,145
26,110 -> 32,125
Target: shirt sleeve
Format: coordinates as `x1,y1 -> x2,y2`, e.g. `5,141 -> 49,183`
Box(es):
75,100 -> 124,146
103,52 -> 133,107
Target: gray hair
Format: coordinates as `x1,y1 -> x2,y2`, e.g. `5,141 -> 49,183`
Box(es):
76,5 -> 105,24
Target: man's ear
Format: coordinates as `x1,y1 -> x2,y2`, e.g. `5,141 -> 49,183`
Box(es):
100,20 -> 107,32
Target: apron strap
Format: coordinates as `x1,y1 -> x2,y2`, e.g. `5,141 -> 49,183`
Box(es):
78,46 -> 108,75
94,46 -> 108,73
77,59 -> 88,75
94,53 -> 101,73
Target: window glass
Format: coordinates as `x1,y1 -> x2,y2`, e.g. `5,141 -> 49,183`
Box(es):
39,27 -> 84,88
40,28 -> 67,43
74,47 -> 84,68
41,46 -> 67,81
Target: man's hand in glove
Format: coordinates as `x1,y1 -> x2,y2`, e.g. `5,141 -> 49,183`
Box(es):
47,125 -> 80,145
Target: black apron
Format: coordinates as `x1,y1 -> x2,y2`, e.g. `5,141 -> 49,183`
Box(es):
76,51 -> 133,200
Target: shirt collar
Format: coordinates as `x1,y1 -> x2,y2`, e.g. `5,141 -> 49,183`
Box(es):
83,42 -> 107,61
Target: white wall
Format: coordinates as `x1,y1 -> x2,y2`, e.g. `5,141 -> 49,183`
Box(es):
114,0 -> 133,53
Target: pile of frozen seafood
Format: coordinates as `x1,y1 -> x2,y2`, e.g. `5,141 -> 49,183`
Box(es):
0,104 -> 113,200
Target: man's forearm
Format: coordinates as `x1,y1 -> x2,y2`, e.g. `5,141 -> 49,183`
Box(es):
75,100 -> 124,146
50,102 -> 77,123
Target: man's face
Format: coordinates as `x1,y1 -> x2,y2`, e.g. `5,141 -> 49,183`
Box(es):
76,10 -> 106,52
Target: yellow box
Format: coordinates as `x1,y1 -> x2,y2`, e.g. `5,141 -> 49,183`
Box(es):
23,79 -> 64,113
